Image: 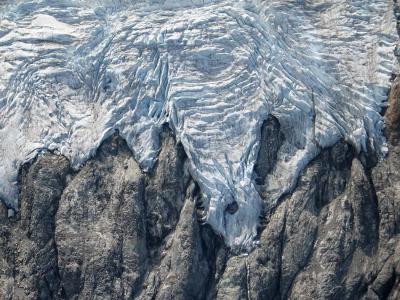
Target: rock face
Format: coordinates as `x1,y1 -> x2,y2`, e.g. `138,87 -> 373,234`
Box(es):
386,76 -> 400,143
55,133 -> 148,299
0,154 -> 70,299
1,103 -> 400,299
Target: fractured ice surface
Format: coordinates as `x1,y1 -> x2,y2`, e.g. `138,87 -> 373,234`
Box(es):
0,0 -> 398,249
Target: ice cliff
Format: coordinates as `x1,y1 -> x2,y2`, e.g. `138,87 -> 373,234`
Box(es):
0,0 -> 398,249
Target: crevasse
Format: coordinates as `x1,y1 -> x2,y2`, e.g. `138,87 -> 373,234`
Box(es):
0,0 -> 398,249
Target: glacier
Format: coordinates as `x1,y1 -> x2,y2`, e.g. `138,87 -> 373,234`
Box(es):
0,0 -> 398,250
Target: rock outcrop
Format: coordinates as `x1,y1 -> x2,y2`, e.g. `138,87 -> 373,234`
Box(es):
386,76 -> 400,143
1,109 -> 399,299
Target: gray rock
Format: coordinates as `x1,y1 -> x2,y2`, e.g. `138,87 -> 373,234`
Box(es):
5,153 -> 70,299
216,255 -> 248,300
254,115 -> 285,186
140,182 -> 216,300
385,76 -> 400,143
0,200 -> 13,299
0,106 -> 399,300
145,125 -> 188,251
212,125 -> 400,300
55,133 -> 148,299
0,201 -> 8,222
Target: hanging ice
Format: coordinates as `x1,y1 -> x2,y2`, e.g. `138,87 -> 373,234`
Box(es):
0,0 -> 398,249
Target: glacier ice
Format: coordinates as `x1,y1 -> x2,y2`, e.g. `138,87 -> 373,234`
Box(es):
0,0 -> 398,249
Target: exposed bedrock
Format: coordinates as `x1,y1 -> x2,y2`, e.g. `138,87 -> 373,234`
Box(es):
0,127 -> 223,299
55,132 -> 148,299
253,115 -> 285,187
385,76 -> 400,143
0,114 -> 400,299
0,154 -> 70,299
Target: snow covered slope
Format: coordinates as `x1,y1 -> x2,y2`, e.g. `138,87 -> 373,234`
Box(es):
0,0 -> 398,249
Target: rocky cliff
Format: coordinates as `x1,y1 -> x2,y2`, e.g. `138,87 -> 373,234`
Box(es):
1,78 -> 399,299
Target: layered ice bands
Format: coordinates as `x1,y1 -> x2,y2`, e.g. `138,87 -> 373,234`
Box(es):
0,0 -> 398,249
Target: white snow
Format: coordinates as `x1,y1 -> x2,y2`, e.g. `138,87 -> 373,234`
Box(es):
0,0 -> 398,250
31,14 -> 74,31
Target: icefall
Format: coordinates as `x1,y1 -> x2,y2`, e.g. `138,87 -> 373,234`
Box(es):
0,0 -> 398,249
